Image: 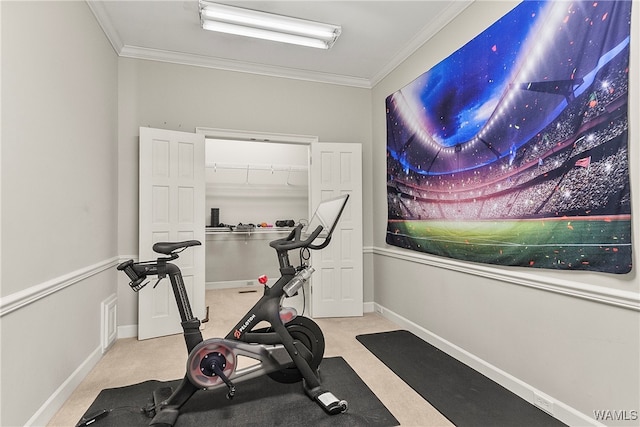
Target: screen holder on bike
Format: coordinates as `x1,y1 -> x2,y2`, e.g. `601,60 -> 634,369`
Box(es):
270,194 -> 349,254
303,194 -> 349,240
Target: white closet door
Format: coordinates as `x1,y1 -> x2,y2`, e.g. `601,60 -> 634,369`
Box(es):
138,127 -> 205,340
310,142 -> 363,317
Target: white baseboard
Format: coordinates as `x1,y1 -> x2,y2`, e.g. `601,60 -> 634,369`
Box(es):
363,301 -> 375,313
206,280 -> 263,290
25,346 -> 103,427
25,325 -> 138,426
27,308 -> 141,424
118,324 -> 138,339
372,302 -> 601,427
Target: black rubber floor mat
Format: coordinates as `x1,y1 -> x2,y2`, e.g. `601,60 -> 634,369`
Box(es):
357,330 -> 565,427
77,357 -> 398,427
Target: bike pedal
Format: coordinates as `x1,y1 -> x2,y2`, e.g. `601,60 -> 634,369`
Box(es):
226,386 -> 236,400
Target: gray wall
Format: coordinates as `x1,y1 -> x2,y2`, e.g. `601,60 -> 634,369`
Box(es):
371,1 -> 640,425
1,2 -> 118,426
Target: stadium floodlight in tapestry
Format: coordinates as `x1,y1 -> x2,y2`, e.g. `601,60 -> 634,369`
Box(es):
386,0 -> 633,274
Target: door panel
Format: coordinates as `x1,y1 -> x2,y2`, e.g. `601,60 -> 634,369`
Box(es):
310,142 -> 363,317
139,127 -> 205,339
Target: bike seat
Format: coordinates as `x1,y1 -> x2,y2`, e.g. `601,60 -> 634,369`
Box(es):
153,240 -> 201,255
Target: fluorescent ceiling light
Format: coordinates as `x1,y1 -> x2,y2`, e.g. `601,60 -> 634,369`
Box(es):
199,1 -> 341,49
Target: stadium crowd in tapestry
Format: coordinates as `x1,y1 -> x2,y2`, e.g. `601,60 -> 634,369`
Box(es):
385,0 -> 632,273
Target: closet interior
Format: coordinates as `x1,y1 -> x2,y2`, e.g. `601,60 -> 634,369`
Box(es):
204,139 -> 310,290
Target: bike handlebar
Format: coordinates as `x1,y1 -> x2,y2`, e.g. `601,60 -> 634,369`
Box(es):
268,223 -> 330,252
117,259 -> 148,291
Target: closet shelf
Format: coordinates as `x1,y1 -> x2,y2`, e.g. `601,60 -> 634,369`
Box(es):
205,226 -> 294,236
206,162 -> 307,172
206,161 -> 308,186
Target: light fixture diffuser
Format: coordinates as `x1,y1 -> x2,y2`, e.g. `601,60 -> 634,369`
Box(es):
199,1 -> 341,49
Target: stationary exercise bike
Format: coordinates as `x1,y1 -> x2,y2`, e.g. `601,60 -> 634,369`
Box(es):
117,195 -> 350,426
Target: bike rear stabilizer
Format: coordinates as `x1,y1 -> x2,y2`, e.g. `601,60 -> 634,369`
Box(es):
304,383 -> 348,415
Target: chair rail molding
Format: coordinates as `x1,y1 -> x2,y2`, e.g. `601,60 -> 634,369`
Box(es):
373,246 -> 639,311
0,257 -> 119,317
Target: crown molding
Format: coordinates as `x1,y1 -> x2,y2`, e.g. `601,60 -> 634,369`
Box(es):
86,0 -> 124,54
370,0 -> 474,87
119,45 -> 372,88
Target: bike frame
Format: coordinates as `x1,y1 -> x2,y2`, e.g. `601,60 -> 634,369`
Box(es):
123,238 -> 323,425
118,195 -> 350,425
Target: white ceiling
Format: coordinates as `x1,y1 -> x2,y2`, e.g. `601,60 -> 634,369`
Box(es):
88,1 -> 473,88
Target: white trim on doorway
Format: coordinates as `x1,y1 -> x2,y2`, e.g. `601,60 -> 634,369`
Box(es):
196,127 -> 318,145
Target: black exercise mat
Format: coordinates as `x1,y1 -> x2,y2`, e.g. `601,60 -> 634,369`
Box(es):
357,330 -> 565,427
77,357 -> 398,427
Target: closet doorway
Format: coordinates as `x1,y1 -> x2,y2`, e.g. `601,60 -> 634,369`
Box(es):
204,137 -> 310,313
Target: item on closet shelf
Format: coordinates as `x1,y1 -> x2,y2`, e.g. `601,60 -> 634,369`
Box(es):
258,222 -> 273,228
275,220 -> 295,227
211,208 -> 220,227
236,223 -> 255,232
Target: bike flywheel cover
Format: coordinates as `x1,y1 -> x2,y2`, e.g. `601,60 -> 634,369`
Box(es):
186,338 -> 237,388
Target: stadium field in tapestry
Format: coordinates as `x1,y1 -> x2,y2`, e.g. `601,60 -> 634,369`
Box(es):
386,0 -> 633,274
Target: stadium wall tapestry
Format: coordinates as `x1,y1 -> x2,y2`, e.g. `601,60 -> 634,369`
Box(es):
386,0 -> 633,274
